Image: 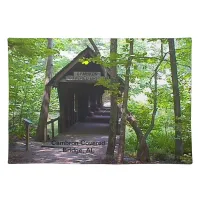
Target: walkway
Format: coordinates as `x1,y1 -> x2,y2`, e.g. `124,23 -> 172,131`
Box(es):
40,122 -> 117,163
9,107 -> 121,164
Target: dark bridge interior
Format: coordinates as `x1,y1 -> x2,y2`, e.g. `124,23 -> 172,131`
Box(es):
58,82 -> 109,133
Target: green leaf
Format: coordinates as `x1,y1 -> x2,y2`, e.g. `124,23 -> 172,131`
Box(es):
82,60 -> 89,65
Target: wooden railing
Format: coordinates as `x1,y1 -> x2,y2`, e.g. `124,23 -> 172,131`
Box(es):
23,117 -> 60,151
23,119 -> 33,151
47,117 -> 60,139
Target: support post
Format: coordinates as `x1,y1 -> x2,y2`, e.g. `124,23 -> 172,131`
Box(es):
51,121 -> 54,139
23,119 -> 32,151
26,124 -> 30,151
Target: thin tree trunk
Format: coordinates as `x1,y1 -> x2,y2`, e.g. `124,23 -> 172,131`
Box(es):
117,39 -> 134,164
88,38 -> 107,77
12,97 -> 17,127
19,87 -> 27,125
145,42 -> 168,139
12,110 -> 15,127
106,38 -> 118,160
127,112 -> 150,162
145,67 -> 158,139
36,38 -> 53,142
88,38 -> 100,55
126,41 -> 167,162
168,38 -> 183,159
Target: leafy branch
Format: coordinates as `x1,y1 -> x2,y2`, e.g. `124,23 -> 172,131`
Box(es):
145,52 -> 169,139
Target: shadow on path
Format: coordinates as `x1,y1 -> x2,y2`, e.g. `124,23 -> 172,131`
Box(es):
9,122 -> 120,164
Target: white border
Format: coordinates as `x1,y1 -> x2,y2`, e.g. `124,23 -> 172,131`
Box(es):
1,1 -> 200,200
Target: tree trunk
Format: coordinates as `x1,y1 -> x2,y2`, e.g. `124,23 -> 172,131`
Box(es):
88,38 -> 107,77
106,39 -> 118,160
36,38 -> 53,142
144,40 -> 167,138
117,39 -> 134,164
88,38 -> 100,55
19,87 -> 27,126
168,38 -> 183,159
127,113 -> 150,162
128,40 -> 167,162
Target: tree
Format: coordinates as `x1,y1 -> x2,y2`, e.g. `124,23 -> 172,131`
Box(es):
106,39 -> 118,160
8,38 -> 49,136
126,39 -> 168,162
88,38 -> 100,55
168,38 -> 183,159
117,39 -> 134,163
36,38 -> 53,142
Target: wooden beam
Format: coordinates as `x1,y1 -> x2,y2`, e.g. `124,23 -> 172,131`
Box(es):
23,119 -> 32,151
51,122 -> 54,139
25,124 -> 30,151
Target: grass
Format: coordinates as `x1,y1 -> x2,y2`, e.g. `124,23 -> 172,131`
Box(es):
124,125 -> 192,162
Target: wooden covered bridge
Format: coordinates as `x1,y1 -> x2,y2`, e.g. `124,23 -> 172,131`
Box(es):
41,47 -> 123,141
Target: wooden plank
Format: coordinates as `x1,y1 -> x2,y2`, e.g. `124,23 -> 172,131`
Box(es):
66,89 -> 70,128
23,118 -> 32,125
58,117 -> 61,134
26,124 -> 30,151
70,90 -> 73,125
51,122 -> 54,139
58,85 -> 67,132
47,117 -> 59,124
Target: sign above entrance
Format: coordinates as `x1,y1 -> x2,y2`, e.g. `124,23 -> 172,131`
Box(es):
74,72 -> 101,77
63,72 -> 101,81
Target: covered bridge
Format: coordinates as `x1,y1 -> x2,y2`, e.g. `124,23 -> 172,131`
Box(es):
44,47 -> 123,140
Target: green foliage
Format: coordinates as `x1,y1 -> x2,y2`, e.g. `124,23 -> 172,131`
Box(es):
147,131 -> 175,154
82,60 -> 89,65
9,38 -> 67,137
8,38 -> 58,64
128,101 -> 152,131
126,38 -> 192,159
125,127 -> 138,154
95,77 -> 120,96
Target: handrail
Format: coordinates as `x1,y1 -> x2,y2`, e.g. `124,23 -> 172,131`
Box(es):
47,117 -> 59,125
23,117 -> 60,147
47,117 -> 60,139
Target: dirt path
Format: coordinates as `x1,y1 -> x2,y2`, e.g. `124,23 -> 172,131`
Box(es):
9,122 -> 139,164
9,122 -> 121,164
9,135 -> 119,164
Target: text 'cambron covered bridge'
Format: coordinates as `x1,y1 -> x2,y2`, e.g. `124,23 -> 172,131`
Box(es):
46,47 -> 123,137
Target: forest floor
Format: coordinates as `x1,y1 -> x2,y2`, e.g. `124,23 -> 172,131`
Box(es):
8,122 -> 185,164
8,136 -> 181,164
8,122 -> 120,164
8,137 -> 108,164
8,135 -> 125,164
8,138 -> 141,164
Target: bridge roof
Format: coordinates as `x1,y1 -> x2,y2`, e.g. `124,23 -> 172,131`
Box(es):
47,46 -> 124,89
47,46 -> 107,87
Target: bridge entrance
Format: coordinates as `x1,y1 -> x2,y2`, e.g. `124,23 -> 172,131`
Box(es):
48,47 -> 111,134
